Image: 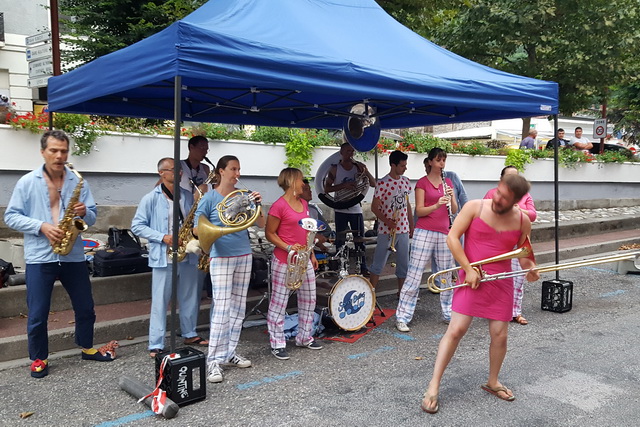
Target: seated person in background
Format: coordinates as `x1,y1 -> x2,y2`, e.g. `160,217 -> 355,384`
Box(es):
545,128 -> 570,150
301,179 -> 333,253
570,127 -> 593,151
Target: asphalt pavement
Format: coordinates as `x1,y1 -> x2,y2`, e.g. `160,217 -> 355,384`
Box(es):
0,255 -> 639,426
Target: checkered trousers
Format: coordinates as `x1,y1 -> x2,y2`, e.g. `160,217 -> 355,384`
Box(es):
206,254 -> 251,366
396,228 -> 454,324
512,258 -> 525,317
267,257 -> 316,349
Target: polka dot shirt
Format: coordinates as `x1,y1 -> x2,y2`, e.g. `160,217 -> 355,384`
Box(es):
373,174 -> 412,235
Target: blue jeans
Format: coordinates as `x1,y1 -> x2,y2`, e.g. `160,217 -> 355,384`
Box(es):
149,262 -> 199,350
334,212 -> 368,273
26,262 -> 96,361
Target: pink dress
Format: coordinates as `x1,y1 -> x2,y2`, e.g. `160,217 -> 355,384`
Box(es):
451,209 -> 522,321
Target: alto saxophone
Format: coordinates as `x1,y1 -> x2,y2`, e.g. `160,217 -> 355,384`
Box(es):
285,218 -> 326,290
52,163 -> 88,256
169,187 -> 203,262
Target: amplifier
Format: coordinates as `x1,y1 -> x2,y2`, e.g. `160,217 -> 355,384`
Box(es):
154,347 -> 206,406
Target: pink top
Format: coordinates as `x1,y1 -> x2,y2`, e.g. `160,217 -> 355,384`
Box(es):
268,197 -> 311,263
415,175 -> 453,234
451,201 -> 523,321
484,188 -> 537,222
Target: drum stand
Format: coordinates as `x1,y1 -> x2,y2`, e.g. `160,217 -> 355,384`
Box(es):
244,241 -> 273,320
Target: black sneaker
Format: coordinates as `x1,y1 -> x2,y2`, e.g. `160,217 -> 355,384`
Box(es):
296,339 -> 323,350
271,348 -> 290,360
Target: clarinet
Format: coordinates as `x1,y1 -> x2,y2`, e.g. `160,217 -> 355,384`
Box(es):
441,169 -> 454,229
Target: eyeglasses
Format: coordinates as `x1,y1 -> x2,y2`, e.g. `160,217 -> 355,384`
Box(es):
161,168 -> 175,172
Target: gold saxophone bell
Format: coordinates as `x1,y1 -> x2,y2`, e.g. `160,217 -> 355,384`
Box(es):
427,237 -> 640,293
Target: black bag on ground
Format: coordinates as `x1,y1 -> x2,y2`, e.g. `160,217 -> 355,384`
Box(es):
249,255 -> 269,289
0,258 -> 16,287
93,247 -> 151,277
108,227 -> 143,250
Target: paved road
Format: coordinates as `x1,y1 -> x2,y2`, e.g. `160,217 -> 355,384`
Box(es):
1,256 -> 639,426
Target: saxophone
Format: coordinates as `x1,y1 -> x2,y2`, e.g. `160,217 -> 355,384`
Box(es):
52,163 -> 88,256
285,218 -> 326,290
168,187 -> 203,262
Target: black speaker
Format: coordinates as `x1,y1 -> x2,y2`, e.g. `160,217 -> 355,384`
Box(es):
154,347 -> 206,406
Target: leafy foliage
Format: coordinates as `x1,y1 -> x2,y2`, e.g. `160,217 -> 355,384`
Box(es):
608,83 -> 640,145
59,0 -> 206,67
380,0 -> 640,115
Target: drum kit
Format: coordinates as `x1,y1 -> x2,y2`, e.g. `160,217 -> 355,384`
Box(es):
246,229 -> 380,331
315,229 -> 380,331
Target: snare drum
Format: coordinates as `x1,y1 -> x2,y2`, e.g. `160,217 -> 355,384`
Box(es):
318,275 -> 375,331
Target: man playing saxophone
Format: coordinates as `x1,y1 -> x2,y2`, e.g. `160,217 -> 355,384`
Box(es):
131,157 -> 208,358
4,130 -> 114,379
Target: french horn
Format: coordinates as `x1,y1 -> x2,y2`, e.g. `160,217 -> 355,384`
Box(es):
197,189 -> 262,270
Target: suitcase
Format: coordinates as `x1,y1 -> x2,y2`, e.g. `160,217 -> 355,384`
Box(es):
93,247 -> 151,277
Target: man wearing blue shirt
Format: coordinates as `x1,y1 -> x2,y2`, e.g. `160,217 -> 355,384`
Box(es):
4,130 -> 113,379
131,157 -> 207,358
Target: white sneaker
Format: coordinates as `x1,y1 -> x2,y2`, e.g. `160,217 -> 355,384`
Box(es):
207,363 -> 224,383
396,321 -> 410,332
223,354 -> 252,368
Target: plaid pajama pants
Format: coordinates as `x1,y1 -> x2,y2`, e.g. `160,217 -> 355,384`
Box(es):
267,257 -> 316,349
206,254 -> 251,366
396,228 -> 454,324
512,258 -> 525,317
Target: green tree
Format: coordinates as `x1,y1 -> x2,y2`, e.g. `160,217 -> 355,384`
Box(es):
59,0 -> 206,67
608,83 -> 640,144
379,0 -> 640,118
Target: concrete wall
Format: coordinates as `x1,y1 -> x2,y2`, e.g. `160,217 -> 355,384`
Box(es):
2,127 -> 639,238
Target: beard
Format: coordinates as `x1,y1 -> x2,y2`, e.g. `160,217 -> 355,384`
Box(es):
491,201 -> 513,215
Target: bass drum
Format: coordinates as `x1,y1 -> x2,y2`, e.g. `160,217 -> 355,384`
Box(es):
318,275 -> 375,331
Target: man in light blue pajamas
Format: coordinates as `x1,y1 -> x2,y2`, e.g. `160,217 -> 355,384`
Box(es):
132,157 -> 207,357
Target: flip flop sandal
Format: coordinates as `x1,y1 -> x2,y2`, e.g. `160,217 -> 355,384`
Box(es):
512,315 -> 529,325
420,392 -> 439,414
184,336 -> 209,346
481,384 -> 515,401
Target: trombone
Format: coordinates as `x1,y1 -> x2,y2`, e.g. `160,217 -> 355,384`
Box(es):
427,237 -> 640,293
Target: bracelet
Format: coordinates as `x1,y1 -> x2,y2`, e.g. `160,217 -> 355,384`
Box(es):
286,244 -> 292,252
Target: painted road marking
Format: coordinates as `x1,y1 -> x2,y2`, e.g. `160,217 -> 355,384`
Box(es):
236,371 -> 303,390
347,345 -> 395,360
375,327 -> 417,341
600,289 -> 626,298
94,410 -> 155,427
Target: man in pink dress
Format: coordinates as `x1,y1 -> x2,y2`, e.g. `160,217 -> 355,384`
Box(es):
420,174 -> 539,414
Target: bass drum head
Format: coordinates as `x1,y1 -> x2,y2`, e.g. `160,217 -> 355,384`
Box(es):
328,275 -> 375,331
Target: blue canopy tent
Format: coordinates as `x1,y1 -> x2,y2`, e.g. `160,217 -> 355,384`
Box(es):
48,0 -> 560,353
49,0 -> 558,126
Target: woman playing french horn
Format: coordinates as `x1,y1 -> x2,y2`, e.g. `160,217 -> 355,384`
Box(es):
395,148 -> 458,332
266,168 -> 323,360
194,155 -> 265,384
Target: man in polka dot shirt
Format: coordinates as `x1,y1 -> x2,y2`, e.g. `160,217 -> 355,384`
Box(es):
368,150 -> 414,295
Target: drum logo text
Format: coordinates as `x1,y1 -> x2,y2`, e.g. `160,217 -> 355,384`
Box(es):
339,290 -> 366,319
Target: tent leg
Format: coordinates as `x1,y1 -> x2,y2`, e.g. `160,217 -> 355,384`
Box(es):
169,76 -> 183,353
553,114 -> 559,280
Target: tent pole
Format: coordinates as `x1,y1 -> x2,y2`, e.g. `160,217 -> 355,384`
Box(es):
169,76 -> 183,353
553,114 -> 559,280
